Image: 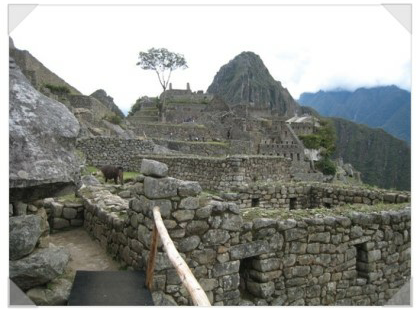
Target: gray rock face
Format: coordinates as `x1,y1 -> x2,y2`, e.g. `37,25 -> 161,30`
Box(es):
9,57 -> 80,201
13,201 -> 27,216
141,159 -> 169,178
26,276 -> 73,305
90,89 -> 125,119
10,246 -> 70,291
9,215 -> 43,260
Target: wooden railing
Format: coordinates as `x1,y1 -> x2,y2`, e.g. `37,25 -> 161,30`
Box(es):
146,206 -> 211,306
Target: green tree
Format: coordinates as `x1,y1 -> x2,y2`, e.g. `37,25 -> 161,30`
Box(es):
136,48 -> 188,121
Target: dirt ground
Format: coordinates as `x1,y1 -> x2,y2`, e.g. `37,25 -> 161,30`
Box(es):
49,227 -> 121,271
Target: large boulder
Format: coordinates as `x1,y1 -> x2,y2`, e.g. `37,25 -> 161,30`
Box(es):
9,215 -> 43,260
9,57 -> 81,202
9,246 -> 70,291
26,274 -> 74,305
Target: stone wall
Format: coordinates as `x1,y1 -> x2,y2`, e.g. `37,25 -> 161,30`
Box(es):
152,139 -> 229,156
43,198 -> 84,231
77,159 -> 411,306
77,137 -> 302,191
231,182 -> 411,210
130,123 -> 214,141
76,137 -> 155,170
134,155 -> 295,192
165,103 -> 208,123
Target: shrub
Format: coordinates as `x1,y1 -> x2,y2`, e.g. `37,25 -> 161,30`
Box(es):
299,118 -> 336,156
44,84 -> 70,96
315,157 -> 337,175
299,134 -> 322,149
103,114 -> 122,125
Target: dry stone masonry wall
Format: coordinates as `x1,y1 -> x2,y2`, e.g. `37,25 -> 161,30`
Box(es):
77,159 -> 411,306
231,183 -> 410,210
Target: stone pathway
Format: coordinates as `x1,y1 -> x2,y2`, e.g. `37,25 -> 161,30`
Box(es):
49,227 -> 121,271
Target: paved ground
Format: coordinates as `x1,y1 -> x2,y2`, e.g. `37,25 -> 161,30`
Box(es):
49,227 -> 121,271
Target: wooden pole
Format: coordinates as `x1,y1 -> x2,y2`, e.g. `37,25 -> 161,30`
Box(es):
152,206 -> 211,306
146,223 -> 158,290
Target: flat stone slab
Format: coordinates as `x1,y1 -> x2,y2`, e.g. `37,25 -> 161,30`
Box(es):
67,271 -> 154,306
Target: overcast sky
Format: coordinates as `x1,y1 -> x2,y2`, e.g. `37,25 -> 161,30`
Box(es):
10,5 -> 411,115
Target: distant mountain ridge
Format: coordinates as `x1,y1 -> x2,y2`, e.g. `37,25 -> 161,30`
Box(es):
331,117 -> 410,191
207,51 -> 302,117
298,86 -> 411,143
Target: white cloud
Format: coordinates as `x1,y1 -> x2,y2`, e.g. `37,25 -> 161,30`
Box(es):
11,5 -> 411,114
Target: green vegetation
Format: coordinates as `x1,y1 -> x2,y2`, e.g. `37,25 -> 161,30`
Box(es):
299,119 -> 336,156
331,117 -> 410,191
103,113 -> 122,125
241,203 -> 409,222
83,165 -> 139,183
56,193 -> 83,204
315,157 -> 337,176
299,118 -> 337,176
43,83 -> 71,96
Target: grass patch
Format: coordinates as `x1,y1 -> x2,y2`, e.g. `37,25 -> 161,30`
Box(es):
83,165 -> 139,183
56,193 -> 83,204
241,203 -> 410,222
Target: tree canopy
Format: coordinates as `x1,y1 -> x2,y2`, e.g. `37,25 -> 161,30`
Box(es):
136,47 -> 188,92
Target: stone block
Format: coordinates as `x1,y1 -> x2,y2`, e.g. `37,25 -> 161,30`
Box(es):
284,228 -> 307,241
186,220 -> 209,235
172,210 -> 195,222
229,240 -> 269,260
9,215 -> 42,260
213,260 -> 240,277
144,177 -> 178,199
202,229 -> 230,246
246,280 -> 275,298
177,235 -> 200,252
62,207 -> 77,219
199,278 -> 218,291
249,269 -> 282,282
308,232 -> 331,243
140,159 -> 168,177
178,197 -> 200,210
191,249 -> 216,265
220,213 -> 243,231
221,273 -> 240,290
252,258 -> 281,272
178,181 -> 202,197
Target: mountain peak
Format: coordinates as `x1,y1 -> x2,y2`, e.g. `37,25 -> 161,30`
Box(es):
207,52 -> 300,116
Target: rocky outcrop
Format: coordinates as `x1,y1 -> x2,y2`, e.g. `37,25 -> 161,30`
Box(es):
207,52 -> 301,116
9,57 -> 81,201
26,276 -> 73,306
9,215 -> 43,260
10,246 -> 70,291
90,89 -> 125,119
